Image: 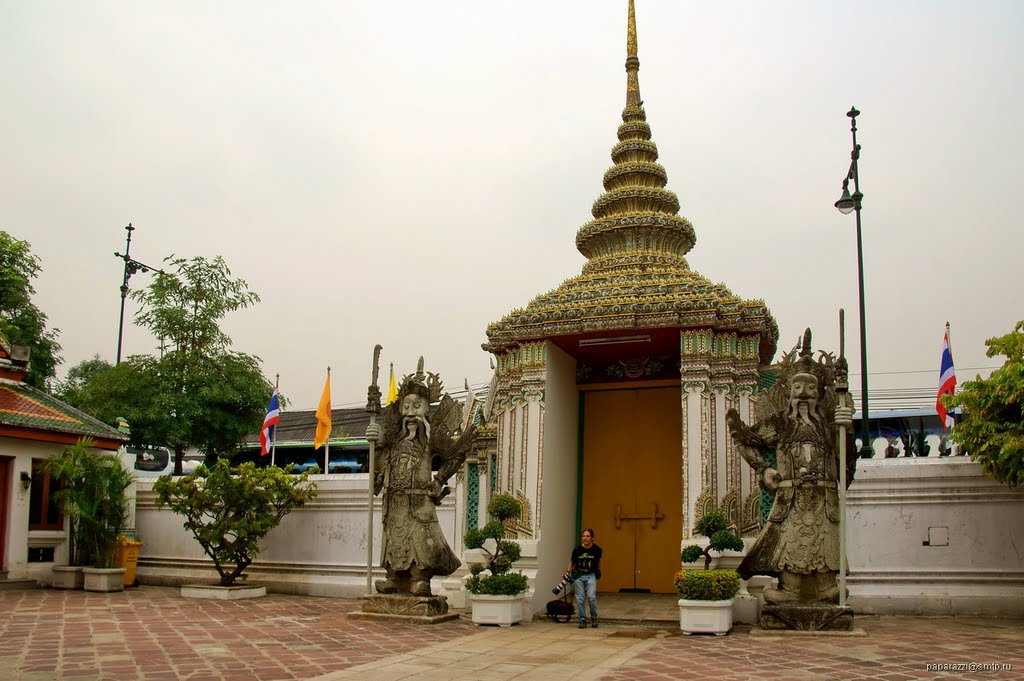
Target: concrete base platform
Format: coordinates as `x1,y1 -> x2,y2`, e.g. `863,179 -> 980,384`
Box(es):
181,584 -> 267,600
533,592 -> 681,629
348,611 -> 461,625
349,593 -> 457,625
751,626 -> 868,637
0,579 -> 40,591
760,603 -> 855,631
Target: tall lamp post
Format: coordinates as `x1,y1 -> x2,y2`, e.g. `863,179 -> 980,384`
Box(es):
834,107 -> 872,458
114,223 -> 162,365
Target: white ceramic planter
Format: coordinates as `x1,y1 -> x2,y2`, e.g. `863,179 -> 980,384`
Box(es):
678,598 -> 734,635
51,566 -> 84,590
469,593 -> 526,626
83,567 -> 126,593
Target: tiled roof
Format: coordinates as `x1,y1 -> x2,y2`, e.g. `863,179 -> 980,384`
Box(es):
758,368 -> 779,392
0,381 -> 127,448
240,407 -> 372,447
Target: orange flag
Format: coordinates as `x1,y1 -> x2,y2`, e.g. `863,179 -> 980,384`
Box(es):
314,369 -> 331,449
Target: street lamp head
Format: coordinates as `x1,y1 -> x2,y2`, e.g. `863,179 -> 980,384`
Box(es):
835,187 -> 856,214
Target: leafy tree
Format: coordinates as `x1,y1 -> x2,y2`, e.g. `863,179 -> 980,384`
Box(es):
52,355 -> 113,406
64,352 -> 271,472
944,320 -> 1024,486
131,255 -> 259,355
0,230 -> 62,389
154,459 -> 318,586
58,255 -> 271,474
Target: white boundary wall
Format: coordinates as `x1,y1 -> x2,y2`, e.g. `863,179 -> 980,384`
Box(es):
847,457 -> 1024,616
133,457 -> 1024,617
134,474 -> 459,598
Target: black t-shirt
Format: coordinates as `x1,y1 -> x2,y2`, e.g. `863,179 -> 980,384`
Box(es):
571,543 -> 602,575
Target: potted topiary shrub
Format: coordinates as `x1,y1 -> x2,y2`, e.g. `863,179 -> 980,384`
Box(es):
154,459 -> 317,598
463,494 -> 529,626
45,437 -> 133,592
676,509 -> 744,635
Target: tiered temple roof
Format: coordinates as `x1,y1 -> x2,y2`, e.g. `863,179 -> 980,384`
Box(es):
486,0 -> 777,363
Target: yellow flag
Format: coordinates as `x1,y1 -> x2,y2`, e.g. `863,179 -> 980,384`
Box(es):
314,370 -> 331,449
386,363 -> 398,406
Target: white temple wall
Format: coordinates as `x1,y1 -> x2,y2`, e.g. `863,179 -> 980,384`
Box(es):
682,385 -> 702,539
124,455 -> 1024,616
847,457 -> 1024,616
531,342 -> 578,614
9,439 -> 125,584
7,439 -> 68,582
524,399 -> 541,526
133,474 -> 458,598
714,388 -> 728,506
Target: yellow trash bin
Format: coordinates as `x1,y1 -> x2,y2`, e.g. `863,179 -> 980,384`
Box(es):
116,540 -> 143,586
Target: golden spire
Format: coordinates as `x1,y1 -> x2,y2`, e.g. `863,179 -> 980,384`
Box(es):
626,0 -> 641,108
485,1 -> 778,364
575,0 -> 696,273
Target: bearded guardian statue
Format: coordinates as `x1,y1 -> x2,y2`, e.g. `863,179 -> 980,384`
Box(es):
365,359 -> 475,597
726,329 -> 856,604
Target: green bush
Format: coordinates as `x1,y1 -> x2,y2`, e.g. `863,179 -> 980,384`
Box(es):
154,459 -> 317,586
674,569 -> 741,601
465,571 -> 529,596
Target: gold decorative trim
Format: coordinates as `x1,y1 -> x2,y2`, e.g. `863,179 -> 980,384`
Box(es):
721,491 -> 739,530
694,489 -> 715,525
680,382 -> 689,540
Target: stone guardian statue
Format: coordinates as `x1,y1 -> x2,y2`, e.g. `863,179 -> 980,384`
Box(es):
365,358 -> 475,598
726,329 -> 856,612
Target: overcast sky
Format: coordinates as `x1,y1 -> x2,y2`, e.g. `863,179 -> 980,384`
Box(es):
4,1 -> 1021,412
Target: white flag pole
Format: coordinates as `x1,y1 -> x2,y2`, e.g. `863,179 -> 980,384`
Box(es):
325,367 -> 331,472
945,321 -> 958,454
837,309 -> 849,610
270,373 -> 279,468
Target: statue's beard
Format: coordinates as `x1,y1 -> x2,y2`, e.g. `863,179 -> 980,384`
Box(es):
402,415 -> 431,442
790,400 -> 819,423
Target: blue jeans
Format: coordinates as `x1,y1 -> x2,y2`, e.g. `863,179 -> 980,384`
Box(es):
574,573 -> 598,622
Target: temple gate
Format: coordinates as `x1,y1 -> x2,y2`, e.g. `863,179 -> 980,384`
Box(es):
479,1 -> 779,603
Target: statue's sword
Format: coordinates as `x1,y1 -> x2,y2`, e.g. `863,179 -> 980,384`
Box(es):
836,310 -> 849,609
365,344 -> 383,595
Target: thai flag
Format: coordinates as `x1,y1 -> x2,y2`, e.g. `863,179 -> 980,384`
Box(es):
260,383 -> 280,456
936,328 -> 957,431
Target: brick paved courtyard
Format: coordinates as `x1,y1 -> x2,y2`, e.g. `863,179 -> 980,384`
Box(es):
2,586 -> 1023,680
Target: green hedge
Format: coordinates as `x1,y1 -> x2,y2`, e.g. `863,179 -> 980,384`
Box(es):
674,569 -> 740,601
465,571 -> 529,596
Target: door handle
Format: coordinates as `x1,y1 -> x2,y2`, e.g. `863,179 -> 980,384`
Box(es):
614,502 -> 666,529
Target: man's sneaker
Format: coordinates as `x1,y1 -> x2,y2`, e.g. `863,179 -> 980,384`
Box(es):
578,619 -> 587,629
591,618 -> 599,628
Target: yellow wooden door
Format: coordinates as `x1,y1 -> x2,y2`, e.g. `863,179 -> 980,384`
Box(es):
581,387 -> 682,593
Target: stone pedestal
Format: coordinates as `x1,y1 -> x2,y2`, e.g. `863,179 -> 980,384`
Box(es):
760,603 -> 854,631
349,594 -> 460,624
181,584 -> 267,600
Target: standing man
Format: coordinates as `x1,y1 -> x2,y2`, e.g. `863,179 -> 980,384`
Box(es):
567,528 -> 602,628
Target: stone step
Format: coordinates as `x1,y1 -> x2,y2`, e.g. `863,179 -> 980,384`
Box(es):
0,579 -> 40,591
